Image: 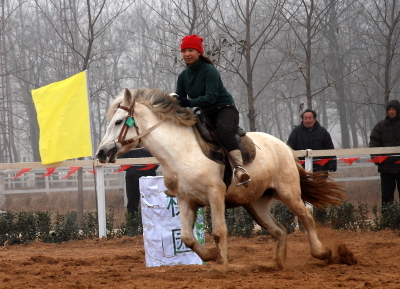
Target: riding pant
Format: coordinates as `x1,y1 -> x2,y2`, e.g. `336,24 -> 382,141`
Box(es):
206,105 -> 239,152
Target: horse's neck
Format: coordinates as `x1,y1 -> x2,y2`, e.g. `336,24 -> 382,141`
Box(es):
143,124 -> 197,167
137,106 -> 198,167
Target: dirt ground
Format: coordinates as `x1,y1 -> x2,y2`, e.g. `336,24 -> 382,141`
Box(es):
0,227 -> 399,289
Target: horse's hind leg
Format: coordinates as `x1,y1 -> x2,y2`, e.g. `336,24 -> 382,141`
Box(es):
298,204 -> 332,262
243,197 -> 287,270
178,199 -> 219,262
281,193 -> 332,262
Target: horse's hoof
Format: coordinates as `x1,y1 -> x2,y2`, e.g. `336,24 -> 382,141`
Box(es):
312,247 -> 332,261
267,260 -> 284,270
325,256 -> 334,265
207,264 -> 228,274
199,247 -> 218,262
253,264 -> 281,272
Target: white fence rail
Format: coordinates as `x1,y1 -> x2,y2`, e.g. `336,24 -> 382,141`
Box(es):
0,167 -> 125,194
0,147 -> 399,237
0,157 -> 159,194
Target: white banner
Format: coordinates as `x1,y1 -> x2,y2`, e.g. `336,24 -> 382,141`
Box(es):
140,176 -> 204,267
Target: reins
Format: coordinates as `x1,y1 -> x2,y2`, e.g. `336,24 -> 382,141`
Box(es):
115,99 -> 165,148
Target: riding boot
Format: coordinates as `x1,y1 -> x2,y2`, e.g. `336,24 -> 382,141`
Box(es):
229,149 -> 251,186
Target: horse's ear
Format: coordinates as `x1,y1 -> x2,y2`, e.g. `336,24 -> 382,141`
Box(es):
124,88 -> 133,104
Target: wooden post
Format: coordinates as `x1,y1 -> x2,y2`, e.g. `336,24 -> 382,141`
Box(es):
77,167 -> 84,229
305,149 -> 313,213
95,166 -> 107,238
0,172 -> 4,209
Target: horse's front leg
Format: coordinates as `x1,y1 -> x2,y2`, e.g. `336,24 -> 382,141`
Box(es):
208,192 -> 228,271
178,199 -> 219,262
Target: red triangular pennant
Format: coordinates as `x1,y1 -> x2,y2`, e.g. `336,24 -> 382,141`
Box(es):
86,169 -> 96,175
40,167 -> 57,178
339,157 -> 360,165
137,164 -> 157,171
62,167 -> 81,179
13,168 -> 32,179
368,156 -> 388,164
114,165 -> 132,172
314,158 -> 333,166
395,160 -> 400,164
298,160 -> 305,165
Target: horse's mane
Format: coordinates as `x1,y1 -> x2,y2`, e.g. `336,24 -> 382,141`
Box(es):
107,88 -> 197,126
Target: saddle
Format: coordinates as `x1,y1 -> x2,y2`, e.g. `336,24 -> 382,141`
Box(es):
194,112 -> 256,188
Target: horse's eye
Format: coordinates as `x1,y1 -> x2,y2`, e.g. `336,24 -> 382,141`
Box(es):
115,119 -> 123,125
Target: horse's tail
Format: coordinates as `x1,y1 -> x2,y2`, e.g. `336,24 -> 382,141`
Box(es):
295,161 -> 346,209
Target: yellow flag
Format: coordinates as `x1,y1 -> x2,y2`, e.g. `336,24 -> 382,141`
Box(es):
32,71 -> 92,164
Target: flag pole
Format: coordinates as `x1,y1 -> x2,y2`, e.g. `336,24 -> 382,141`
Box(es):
85,70 -> 107,238
86,69 -> 96,158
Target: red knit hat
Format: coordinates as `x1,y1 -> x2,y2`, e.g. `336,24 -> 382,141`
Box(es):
180,35 -> 204,55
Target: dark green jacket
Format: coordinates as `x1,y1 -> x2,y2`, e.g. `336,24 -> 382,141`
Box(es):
176,59 -> 234,114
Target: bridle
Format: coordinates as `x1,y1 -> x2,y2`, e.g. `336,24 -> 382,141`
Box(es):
114,99 -> 165,149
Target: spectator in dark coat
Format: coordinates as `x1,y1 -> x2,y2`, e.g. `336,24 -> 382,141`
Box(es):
287,109 -> 337,173
369,99 -> 400,206
287,108 -> 337,225
119,147 -> 158,216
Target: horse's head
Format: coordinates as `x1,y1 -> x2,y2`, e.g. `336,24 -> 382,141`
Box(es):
96,87 -> 197,163
96,88 -> 140,163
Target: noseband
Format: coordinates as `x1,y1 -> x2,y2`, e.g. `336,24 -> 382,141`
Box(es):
114,99 -> 165,149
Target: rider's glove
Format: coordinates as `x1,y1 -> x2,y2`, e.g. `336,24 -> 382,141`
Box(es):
177,96 -> 192,107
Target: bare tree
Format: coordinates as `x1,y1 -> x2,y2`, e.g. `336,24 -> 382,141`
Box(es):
4,1 -> 134,161
321,0 -> 358,148
4,0 -> 400,161
281,0 -> 346,111
206,0 -> 286,132
0,0 -> 24,162
356,0 -> 400,111
137,0 -> 212,83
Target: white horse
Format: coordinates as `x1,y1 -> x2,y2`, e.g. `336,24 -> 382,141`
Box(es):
96,88 -> 345,272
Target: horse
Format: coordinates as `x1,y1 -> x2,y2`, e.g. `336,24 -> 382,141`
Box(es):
96,88 -> 346,272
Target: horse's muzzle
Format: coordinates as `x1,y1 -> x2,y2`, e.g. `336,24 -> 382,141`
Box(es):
96,146 -> 118,163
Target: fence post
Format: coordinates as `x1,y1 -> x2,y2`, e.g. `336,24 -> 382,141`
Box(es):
304,149 -> 313,213
0,172 -> 4,209
45,174 -> 50,192
121,172 -> 127,209
95,166 -> 107,238
305,149 -> 313,172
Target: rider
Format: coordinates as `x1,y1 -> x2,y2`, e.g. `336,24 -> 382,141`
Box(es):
174,34 -> 251,186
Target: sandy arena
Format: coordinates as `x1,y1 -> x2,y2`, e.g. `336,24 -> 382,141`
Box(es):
0,227 -> 399,289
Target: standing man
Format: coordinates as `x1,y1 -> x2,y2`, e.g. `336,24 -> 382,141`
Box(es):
119,146 -> 158,216
287,108 -> 337,224
369,100 -> 400,207
287,109 -> 337,173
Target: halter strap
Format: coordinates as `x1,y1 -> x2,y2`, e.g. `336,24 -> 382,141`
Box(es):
115,100 -> 165,148
116,100 -> 137,146
118,119 -> 164,147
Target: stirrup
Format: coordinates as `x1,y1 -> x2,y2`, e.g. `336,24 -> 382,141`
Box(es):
233,166 -> 251,186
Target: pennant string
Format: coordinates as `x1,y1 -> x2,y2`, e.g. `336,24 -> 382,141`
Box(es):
62,167 -> 81,179
13,168 -> 32,179
313,158 -> 332,166
137,164 -> 157,171
40,167 -> 57,178
8,154 -> 399,182
367,156 -> 389,164
339,157 -> 360,165
114,165 -> 132,173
